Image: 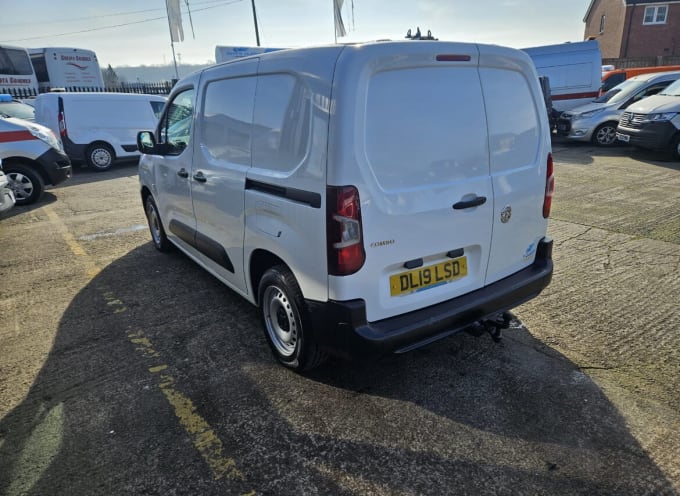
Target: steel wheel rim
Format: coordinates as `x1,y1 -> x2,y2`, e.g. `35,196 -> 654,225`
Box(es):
146,203 -> 162,246
7,172 -> 33,201
92,149 -> 112,168
597,126 -> 616,145
263,285 -> 298,357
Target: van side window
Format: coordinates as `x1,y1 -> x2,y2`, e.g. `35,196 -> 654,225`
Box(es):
160,89 -> 194,155
479,68 -> 540,170
201,77 -> 256,165
252,74 -> 311,172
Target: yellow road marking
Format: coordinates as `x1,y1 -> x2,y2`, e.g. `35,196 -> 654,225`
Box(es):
43,206 -> 246,483
124,327 -> 244,481
44,206 -> 100,279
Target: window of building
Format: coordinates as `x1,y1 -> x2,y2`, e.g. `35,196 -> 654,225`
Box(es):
643,5 -> 668,25
599,14 -> 606,34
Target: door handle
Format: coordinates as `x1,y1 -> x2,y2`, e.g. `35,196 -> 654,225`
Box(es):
193,172 -> 207,183
453,195 -> 487,210
177,168 -> 189,178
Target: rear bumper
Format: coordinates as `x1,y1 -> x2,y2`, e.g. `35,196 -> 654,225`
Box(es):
307,237 -> 554,359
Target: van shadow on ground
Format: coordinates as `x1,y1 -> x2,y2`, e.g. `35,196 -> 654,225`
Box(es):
0,244 -> 677,495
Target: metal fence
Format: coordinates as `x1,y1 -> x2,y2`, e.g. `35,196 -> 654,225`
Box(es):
0,81 -> 175,99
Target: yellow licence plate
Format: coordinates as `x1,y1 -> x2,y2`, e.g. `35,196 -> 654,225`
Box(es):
390,257 -> 468,296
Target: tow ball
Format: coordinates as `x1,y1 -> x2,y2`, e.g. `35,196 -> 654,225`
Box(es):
465,312 -> 515,342
482,312 -> 514,342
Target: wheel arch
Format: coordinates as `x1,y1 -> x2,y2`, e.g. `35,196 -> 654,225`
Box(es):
140,185 -> 153,207
1,156 -> 50,185
249,249 -> 288,306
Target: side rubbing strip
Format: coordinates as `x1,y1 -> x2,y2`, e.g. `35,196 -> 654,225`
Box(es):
246,179 -> 321,208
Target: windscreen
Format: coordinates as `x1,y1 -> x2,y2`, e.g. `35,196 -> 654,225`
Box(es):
660,79 -> 680,96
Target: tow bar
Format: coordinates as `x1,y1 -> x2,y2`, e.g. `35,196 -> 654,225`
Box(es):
465,312 -> 515,342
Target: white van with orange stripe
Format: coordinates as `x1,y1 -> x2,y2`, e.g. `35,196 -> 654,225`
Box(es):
0,116 -> 71,204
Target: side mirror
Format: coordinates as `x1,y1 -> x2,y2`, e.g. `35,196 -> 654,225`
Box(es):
137,131 -> 157,154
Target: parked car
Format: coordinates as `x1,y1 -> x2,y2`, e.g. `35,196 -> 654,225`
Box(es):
556,71 -> 680,146
616,78 -> 680,159
601,65 -> 680,94
0,159 -> 16,214
0,93 -> 36,121
137,41 -> 554,371
33,92 -> 166,171
0,116 -> 71,205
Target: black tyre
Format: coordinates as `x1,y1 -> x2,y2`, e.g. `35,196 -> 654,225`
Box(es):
258,265 -> 326,371
671,135 -> 680,161
86,142 -> 115,171
144,195 -> 172,252
592,122 -> 618,146
4,163 -> 45,205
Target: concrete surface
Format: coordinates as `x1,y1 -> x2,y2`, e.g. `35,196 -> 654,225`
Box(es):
0,141 -> 678,495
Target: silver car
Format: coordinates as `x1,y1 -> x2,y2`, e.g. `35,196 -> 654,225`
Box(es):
556,71 -> 680,146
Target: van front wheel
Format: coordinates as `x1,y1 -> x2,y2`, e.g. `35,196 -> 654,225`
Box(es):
86,142 -> 115,171
258,265 -> 326,371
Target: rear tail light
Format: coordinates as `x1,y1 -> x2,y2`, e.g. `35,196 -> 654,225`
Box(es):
327,185 -> 365,275
58,111 -> 67,138
543,153 -> 554,218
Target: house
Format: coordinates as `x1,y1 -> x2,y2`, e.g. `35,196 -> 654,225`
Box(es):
584,0 -> 680,59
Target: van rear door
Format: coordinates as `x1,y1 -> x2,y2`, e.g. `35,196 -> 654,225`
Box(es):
328,42 -> 494,323
477,45 -> 551,285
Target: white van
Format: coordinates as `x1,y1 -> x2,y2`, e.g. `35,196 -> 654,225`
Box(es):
137,41 -> 555,370
522,40 -> 602,114
33,92 -> 166,171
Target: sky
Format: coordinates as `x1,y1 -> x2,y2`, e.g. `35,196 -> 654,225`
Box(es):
0,0 -> 593,69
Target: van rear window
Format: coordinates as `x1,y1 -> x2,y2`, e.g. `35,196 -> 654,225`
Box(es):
364,67 -> 489,190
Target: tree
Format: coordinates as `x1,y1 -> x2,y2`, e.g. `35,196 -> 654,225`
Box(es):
103,64 -> 121,88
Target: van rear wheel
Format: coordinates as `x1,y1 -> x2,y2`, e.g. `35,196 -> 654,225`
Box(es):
86,142 -> 115,171
258,265 -> 326,371
4,163 -> 44,205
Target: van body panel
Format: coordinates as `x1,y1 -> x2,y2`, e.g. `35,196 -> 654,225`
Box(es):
477,46 -> 551,285
191,59 -> 259,294
34,92 -> 166,164
244,47 -> 342,302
